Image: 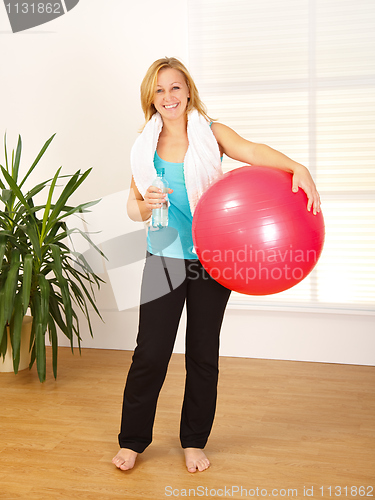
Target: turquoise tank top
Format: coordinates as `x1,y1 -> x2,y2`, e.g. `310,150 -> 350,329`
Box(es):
147,151 -> 198,260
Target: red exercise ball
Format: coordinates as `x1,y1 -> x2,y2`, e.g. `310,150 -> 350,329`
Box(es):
192,166 -> 325,295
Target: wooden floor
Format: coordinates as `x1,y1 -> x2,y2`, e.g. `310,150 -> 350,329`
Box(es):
0,347 -> 374,500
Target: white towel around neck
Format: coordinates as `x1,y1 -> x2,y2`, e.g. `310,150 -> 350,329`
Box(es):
130,110 -> 223,217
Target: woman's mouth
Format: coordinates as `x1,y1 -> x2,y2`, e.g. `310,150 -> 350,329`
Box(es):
164,103 -> 179,109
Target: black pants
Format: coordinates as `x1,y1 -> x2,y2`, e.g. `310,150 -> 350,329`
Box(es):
118,252 -> 231,453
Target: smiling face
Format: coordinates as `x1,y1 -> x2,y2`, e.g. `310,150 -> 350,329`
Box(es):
152,67 -> 190,123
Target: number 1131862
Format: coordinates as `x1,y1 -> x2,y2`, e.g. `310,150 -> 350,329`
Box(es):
320,486 -> 373,496
5,3 -> 62,14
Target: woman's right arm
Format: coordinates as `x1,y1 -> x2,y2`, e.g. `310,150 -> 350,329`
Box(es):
127,176 -> 172,222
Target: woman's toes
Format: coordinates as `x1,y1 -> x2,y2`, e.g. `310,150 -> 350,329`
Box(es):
184,448 -> 210,473
197,459 -> 210,472
112,449 -> 138,471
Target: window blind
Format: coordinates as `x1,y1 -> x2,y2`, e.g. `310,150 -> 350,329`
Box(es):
188,0 -> 375,313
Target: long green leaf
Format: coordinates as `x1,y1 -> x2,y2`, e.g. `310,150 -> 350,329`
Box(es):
69,281 -> 95,338
70,251 -> 96,276
45,227 -> 76,245
68,252 -> 104,286
24,221 -> 41,262
68,307 -> 81,351
48,316 -> 58,379
82,299 -> 94,339
29,336 -> 36,370
0,166 -> 34,217
22,254 -> 33,315
44,201 -> 102,242
46,169 -> 92,233
4,132 -> 9,173
44,172 -> 80,233
59,275 -> 73,351
68,256 -> 104,291
36,323 -> 46,382
38,273 -> 49,335
0,286 -> 6,354
48,294 -> 69,338
0,214 -> 11,229
0,286 -> 7,350
19,134 -> 56,189
0,321 -> 7,358
23,179 -> 50,203
0,234 -> 6,266
31,295 -> 46,382
11,293 -> 24,374
68,268 -> 102,320
54,199 -> 101,224
12,135 -> 22,183
70,227 -> 107,261
4,249 -> 20,323
49,244 -> 63,277
40,166 -> 62,244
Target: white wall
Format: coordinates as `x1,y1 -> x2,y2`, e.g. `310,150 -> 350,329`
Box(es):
1,1 -> 374,366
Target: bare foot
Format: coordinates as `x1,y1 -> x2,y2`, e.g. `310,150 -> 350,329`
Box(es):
183,448 -> 210,473
112,448 -> 138,471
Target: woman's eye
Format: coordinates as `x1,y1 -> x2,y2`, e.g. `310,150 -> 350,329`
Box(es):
173,86 -> 180,90
156,89 -> 163,93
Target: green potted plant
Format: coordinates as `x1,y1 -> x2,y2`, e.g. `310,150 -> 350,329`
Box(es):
0,133 -> 104,382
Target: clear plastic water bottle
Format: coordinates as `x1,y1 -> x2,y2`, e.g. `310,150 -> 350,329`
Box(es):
151,168 -> 169,228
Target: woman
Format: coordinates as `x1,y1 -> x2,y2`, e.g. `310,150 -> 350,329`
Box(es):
112,57 -> 320,473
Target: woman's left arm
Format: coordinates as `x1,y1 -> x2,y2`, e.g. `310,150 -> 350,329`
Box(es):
211,122 -> 321,215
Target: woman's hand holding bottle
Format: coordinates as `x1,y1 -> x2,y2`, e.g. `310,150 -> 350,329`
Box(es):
144,185 -> 173,210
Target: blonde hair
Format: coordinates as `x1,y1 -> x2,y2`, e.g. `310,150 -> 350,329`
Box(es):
140,57 -> 213,127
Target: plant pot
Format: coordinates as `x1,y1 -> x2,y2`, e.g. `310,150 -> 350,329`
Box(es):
0,316 -> 33,373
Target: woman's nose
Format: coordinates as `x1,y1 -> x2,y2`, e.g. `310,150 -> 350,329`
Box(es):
163,90 -> 174,101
